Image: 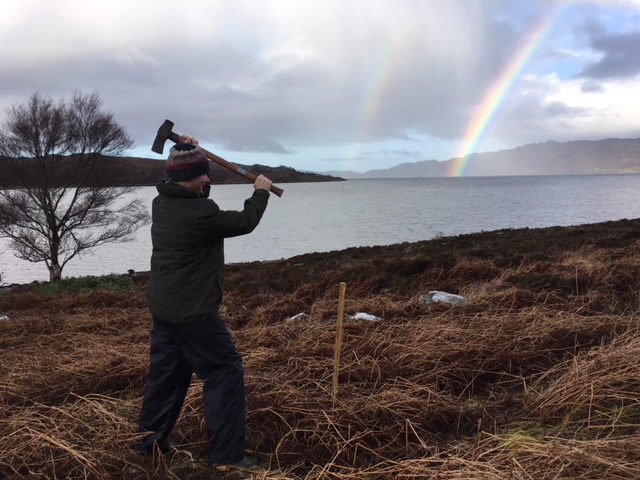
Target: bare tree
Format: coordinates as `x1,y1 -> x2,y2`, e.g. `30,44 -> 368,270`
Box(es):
0,91 -> 150,282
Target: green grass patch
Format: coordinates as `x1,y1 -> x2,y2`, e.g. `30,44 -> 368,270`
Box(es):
33,274 -> 141,295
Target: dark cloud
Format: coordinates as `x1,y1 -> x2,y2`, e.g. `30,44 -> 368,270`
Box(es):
543,101 -> 588,117
581,81 -> 604,93
577,30 -> 640,79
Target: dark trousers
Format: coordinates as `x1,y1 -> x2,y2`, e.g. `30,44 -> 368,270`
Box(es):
137,314 -> 246,465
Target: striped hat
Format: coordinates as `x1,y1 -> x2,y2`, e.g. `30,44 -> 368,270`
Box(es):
166,143 -> 210,181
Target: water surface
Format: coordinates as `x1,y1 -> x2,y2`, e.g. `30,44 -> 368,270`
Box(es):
2,175 -> 639,284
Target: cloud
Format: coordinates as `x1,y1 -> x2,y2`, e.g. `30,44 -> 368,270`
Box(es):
2,2 -> 504,140
581,80 -> 605,92
578,30 -> 640,79
382,149 -> 423,158
1,0 -> 640,173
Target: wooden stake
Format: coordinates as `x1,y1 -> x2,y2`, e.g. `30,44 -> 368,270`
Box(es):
332,282 -> 347,397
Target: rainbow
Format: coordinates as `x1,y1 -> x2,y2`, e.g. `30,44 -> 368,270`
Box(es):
348,34 -> 401,170
449,7 -> 562,177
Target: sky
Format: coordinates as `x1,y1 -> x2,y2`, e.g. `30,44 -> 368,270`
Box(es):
1,0 -> 640,175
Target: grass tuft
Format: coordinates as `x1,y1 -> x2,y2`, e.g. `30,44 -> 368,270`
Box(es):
33,274 -> 143,295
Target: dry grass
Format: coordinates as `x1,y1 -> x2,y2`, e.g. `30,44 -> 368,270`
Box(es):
1,220 -> 640,479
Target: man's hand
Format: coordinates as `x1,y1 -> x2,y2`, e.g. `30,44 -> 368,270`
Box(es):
253,174 -> 272,192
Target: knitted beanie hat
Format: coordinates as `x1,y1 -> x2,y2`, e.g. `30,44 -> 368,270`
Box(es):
166,143 -> 210,181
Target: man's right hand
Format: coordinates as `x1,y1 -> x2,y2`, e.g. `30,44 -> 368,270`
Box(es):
254,174 -> 272,192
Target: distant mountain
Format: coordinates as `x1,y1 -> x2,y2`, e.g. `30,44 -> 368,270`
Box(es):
318,138 -> 640,178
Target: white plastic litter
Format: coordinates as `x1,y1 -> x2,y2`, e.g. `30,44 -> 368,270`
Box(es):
349,312 -> 382,322
0,315 -> 10,321
419,291 -> 467,305
286,312 -> 310,323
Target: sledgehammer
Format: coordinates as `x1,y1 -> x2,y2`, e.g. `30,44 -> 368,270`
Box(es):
151,119 -> 284,197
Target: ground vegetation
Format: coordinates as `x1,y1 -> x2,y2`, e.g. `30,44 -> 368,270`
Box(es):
1,219 -> 639,479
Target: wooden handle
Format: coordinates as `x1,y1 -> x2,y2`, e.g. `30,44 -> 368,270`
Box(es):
168,130 -> 284,197
200,147 -> 283,197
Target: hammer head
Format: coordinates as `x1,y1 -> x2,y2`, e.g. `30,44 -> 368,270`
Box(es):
151,119 -> 175,154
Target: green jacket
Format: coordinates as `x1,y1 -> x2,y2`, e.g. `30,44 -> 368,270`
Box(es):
148,180 -> 269,322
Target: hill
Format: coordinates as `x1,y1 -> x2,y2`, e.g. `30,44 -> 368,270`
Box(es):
0,155 -> 344,188
105,156 -> 344,185
1,218 -> 640,478
321,137 -> 640,178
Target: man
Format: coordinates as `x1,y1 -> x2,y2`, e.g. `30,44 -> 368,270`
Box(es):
135,137 -> 272,470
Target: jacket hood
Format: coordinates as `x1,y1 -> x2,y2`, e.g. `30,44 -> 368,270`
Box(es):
156,180 -> 201,199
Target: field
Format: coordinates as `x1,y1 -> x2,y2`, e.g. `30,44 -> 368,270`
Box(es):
1,218 -> 640,479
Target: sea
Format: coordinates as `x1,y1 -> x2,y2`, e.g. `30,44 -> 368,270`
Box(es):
1,174 -> 640,285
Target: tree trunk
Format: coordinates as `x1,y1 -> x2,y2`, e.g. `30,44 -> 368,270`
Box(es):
49,263 -> 62,283
49,231 -> 62,283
